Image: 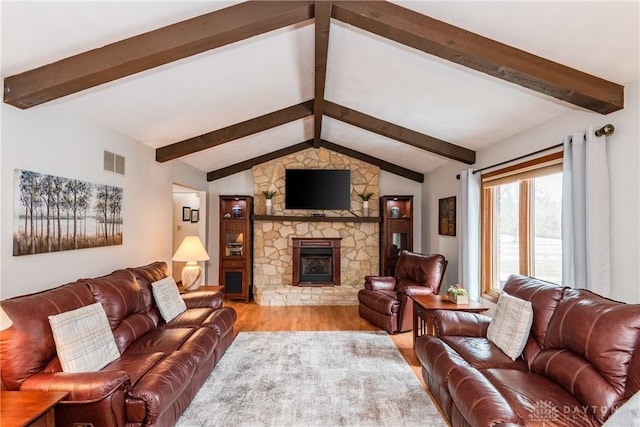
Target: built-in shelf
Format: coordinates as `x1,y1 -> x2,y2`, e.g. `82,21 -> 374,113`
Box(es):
253,215 -> 380,223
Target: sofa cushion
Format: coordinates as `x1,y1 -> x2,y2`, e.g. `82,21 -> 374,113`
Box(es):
125,328 -> 194,354
48,303 -> 120,373
0,281 -> 96,390
487,292 -> 533,360
128,261 -> 171,325
537,288 -> 640,422
152,277 -> 186,322
83,269 -> 146,329
442,336 -> 528,370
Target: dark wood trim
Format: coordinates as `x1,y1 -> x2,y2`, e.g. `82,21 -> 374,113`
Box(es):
207,141 -> 314,181
323,101 -> 476,165
319,139 -> 424,183
253,215 -> 380,223
158,101 -> 313,162
313,1 -> 332,148
331,1 -> 623,114
4,1 -> 314,109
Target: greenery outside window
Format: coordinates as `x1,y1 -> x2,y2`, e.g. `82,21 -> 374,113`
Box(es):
481,152 -> 563,299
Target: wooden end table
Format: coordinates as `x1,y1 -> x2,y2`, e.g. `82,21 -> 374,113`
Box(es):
1,390 -> 68,426
410,294 -> 490,347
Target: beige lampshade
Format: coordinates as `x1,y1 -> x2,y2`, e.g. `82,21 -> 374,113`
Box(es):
172,236 -> 210,262
0,306 -> 13,330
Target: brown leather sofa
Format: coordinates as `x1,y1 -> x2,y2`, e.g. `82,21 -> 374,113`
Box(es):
416,274 -> 640,427
0,261 -> 237,427
358,251 -> 447,333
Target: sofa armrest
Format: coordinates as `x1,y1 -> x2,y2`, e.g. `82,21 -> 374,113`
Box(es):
182,290 -> 224,310
398,285 -> 436,297
20,371 -> 130,402
434,310 -> 491,337
364,276 -> 396,291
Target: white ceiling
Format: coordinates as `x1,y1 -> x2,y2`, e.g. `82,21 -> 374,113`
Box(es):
2,1 -> 639,177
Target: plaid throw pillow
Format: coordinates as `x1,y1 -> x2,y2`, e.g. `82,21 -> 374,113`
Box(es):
487,292 -> 533,360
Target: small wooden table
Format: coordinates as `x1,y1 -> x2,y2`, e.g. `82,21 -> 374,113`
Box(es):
1,391 -> 68,426
410,294 -> 490,347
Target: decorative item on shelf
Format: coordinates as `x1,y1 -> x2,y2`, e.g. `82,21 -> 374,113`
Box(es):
448,284 -> 469,304
358,189 -> 374,217
172,236 -> 210,291
231,204 -> 242,218
0,306 -> 13,330
390,206 -> 400,218
262,190 -> 277,216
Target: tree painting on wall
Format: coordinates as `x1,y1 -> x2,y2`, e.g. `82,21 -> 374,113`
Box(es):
13,169 -> 123,256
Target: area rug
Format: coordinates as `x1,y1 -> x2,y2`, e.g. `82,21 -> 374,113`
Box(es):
177,331 -> 446,427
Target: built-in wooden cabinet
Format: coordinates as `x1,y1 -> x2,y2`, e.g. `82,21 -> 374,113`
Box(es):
219,195 -> 253,301
379,195 -> 413,277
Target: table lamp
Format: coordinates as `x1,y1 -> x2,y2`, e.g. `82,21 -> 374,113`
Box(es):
172,236 -> 210,290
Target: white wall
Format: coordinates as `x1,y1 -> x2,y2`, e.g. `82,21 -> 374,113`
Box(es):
1,103 -> 207,299
423,82 -> 640,303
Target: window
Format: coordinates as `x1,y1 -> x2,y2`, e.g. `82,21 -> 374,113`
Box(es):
481,152 -> 563,298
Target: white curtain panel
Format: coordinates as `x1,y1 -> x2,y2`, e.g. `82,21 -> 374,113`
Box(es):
561,127 -> 611,295
458,168 -> 481,300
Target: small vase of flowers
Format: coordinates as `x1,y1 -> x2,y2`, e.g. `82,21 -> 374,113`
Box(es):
262,190 -> 277,215
358,189 -> 374,217
448,284 -> 469,304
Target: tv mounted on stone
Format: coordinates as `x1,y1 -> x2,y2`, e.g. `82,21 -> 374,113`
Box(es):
285,169 -> 351,210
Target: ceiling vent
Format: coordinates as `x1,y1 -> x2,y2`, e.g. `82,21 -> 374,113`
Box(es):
104,150 -> 125,175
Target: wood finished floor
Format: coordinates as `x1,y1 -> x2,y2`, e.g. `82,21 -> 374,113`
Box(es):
224,301 -> 423,389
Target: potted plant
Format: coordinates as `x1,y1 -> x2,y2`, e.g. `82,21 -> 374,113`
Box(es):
447,284 -> 469,304
358,189 -> 374,217
262,190 -> 277,215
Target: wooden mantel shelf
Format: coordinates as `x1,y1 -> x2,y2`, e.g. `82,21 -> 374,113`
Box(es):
253,215 -> 380,223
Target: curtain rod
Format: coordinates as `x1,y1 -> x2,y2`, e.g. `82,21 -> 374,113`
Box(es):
456,123 -> 615,180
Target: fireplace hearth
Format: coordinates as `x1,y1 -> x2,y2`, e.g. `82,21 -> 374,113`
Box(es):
292,238 -> 341,286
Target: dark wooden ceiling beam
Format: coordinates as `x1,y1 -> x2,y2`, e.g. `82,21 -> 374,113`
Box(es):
319,140 -> 423,182
207,141 -> 314,181
157,101 -> 314,162
4,1 -> 314,109
332,1 -> 624,114
313,1 -> 332,148
324,101 -> 476,164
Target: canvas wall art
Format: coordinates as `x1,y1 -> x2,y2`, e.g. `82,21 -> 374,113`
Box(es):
13,169 -> 123,256
439,196 -> 456,236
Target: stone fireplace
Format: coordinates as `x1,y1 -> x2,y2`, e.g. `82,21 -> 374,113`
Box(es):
251,147 -> 380,306
292,238 -> 341,286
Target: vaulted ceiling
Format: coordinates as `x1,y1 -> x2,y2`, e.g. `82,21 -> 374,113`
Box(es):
2,1 -> 638,182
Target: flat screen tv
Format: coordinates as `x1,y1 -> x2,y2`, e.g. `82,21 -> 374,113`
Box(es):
285,169 -> 351,210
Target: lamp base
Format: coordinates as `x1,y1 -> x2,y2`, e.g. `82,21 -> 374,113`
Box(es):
181,262 -> 202,291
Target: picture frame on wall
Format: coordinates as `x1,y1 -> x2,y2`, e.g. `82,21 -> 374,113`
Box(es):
191,209 -> 199,223
182,206 -> 191,222
439,196 -> 456,236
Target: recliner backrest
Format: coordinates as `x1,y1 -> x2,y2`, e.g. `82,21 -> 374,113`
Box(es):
394,251 -> 447,294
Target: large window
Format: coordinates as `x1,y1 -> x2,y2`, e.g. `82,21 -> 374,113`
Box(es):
481,152 -> 563,298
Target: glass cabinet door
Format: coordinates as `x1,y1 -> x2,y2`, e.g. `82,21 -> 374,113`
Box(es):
225,232 -> 244,257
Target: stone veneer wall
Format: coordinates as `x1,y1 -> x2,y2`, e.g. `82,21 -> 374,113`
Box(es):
252,148 -> 380,306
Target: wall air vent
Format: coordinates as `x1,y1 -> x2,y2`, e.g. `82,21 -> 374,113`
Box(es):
104,150 -> 125,175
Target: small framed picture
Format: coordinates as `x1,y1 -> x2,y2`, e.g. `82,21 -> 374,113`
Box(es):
182,207 -> 191,222
191,209 -> 199,223
182,206 -> 191,221
439,196 -> 456,236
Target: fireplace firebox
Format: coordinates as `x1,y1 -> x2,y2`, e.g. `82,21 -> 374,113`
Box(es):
292,238 -> 341,286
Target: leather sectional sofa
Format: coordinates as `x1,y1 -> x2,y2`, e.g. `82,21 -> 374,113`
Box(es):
416,274 -> 640,426
0,261 -> 237,427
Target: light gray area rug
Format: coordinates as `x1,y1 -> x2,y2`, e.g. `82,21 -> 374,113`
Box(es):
177,331 -> 446,427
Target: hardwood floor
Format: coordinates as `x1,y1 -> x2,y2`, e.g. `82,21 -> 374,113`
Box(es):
225,301 -> 424,388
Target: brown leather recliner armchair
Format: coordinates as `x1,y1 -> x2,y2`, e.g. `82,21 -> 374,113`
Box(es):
358,251 -> 447,333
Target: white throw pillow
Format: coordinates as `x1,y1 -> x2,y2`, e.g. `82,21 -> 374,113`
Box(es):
487,292 -> 533,360
48,302 -> 120,373
152,276 -> 187,322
